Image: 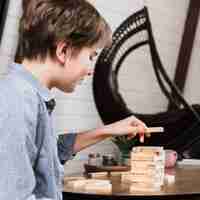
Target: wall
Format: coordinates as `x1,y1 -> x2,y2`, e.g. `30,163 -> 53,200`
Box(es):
0,0 -> 21,75
1,0 -> 200,175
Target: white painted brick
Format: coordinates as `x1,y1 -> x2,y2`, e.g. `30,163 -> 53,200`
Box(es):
0,15 -> 19,58
2,15 -> 19,38
119,90 -> 168,113
116,45 -> 165,95
0,34 -> 18,57
53,79 -> 94,102
54,99 -> 99,117
54,115 -> 103,134
7,0 -> 22,18
98,11 -> 127,32
94,0 -> 144,16
145,0 -> 189,13
0,54 -> 13,74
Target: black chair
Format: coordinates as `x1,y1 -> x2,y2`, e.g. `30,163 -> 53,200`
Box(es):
93,7 -> 200,157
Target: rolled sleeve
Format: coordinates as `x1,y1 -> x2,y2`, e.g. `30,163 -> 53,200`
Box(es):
57,133 -> 77,164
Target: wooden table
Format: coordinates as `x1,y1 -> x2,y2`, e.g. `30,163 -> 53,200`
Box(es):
62,165 -> 200,200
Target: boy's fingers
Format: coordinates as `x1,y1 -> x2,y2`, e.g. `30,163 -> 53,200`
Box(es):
127,134 -> 135,140
139,133 -> 144,143
127,128 -> 152,141
130,126 -> 139,134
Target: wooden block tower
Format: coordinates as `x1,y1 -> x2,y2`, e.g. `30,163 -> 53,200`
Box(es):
122,146 -> 165,192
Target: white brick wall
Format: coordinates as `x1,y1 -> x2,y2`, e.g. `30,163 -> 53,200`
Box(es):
0,0 -> 21,74
1,0 -> 200,175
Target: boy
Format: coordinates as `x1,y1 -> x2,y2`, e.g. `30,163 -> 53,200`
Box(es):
0,0 -> 147,199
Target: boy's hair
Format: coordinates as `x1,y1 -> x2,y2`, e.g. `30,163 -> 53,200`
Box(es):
18,0 -> 112,61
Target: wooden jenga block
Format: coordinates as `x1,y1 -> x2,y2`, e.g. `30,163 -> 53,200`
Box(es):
145,127 -> 164,134
130,183 -> 161,192
89,172 -> 108,178
130,171 -> 162,178
164,174 -> 175,184
84,182 -> 112,194
128,174 -> 162,184
63,176 -> 86,185
64,176 -> 86,181
131,154 -> 164,162
130,160 -> 161,170
121,172 -> 163,184
66,180 -> 87,190
132,146 -> 163,153
131,150 -> 159,156
66,179 -> 110,190
130,166 -> 160,174
121,172 -> 132,183
110,171 -> 122,177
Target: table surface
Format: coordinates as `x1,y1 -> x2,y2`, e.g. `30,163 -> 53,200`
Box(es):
63,164 -> 200,198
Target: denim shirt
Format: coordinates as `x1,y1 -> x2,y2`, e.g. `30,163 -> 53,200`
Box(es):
0,63 -> 76,200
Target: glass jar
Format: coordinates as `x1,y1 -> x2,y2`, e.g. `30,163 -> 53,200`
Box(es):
95,153 -> 102,166
88,153 -> 96,165
102,154 -> 118,166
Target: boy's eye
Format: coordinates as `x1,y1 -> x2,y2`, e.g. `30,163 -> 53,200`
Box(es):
89,55 -> 93,61
89,51 -> 98,61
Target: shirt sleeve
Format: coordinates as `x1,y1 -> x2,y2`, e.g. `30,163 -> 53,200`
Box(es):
0,91 -> 54,200
57,133 -> 77,164
0,128 -> 54,200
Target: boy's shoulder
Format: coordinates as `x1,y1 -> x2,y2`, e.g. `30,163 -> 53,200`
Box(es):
0,74 -> 42,113
1,74 -> 39,98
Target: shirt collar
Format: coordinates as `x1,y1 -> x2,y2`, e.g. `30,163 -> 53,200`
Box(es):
9,62 -> 54,102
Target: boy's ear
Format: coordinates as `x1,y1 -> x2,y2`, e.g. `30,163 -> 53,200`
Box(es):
55,41 -> 69,64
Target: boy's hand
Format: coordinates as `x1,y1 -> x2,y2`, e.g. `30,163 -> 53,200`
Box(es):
100,116 -> 148,143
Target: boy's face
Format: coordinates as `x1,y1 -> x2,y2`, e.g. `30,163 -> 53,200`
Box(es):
57,47 -> 98,93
